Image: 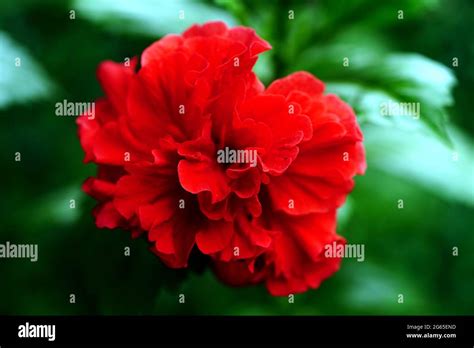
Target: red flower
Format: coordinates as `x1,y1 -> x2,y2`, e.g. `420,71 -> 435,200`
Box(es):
77,21 -> 366,295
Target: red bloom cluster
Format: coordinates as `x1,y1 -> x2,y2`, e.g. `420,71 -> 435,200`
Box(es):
77,21 -> 366,296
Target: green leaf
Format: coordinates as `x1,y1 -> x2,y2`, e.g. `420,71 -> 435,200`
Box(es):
213,0 -> 247,25
340,262 -> 434,314
312,0 -> 439,37
21,186 -> 83,233
296,44 -> 456,142
0,32 -> 54,109
281,4 -> 321,63
253,51 -> 274,85
274,0 -> 438,63
74,0 -> 237,37
337,196 -> 353,231
363,123 -> 474,207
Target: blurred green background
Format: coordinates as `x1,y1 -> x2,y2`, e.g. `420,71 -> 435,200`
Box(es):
0,0 -> 473,315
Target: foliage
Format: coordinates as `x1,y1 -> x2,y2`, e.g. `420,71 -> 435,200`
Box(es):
0,0 -> 472,315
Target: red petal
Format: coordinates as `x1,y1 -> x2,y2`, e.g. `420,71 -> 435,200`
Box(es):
93,201 -> 125,229
97,58 -> 137,112
196,220 -> 233,254
266,71 -> 324,97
